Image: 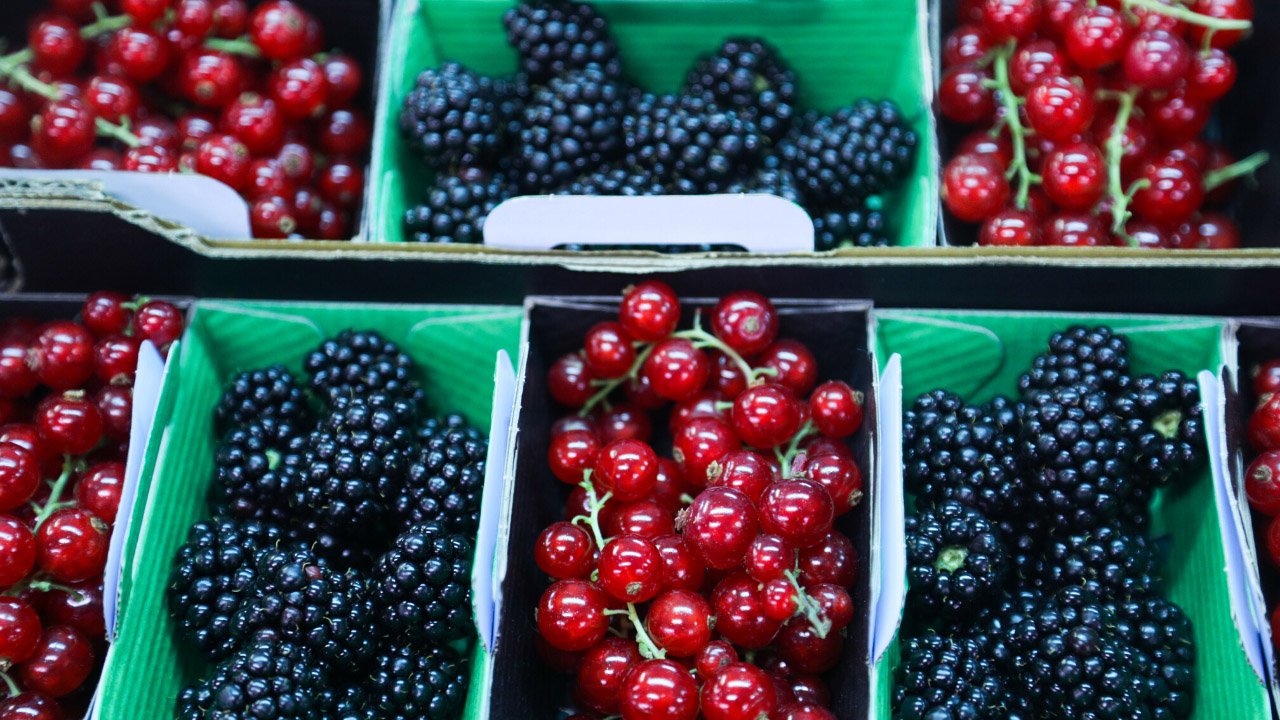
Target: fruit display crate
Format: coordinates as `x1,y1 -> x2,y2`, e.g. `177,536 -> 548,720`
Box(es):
870,310 -> 1269,719
487,295 -> 880,718
93,299 -> 522,717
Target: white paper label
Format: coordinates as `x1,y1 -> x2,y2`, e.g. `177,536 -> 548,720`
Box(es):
873,354 -> 906,662
474,350 -> 516,652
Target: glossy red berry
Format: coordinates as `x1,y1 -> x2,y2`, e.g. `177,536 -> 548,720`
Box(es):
32,98 -> 95,167
0,516 -> 36,586
181,50 -> 243,108
762,576 -> 799,622
942,24 -> 990,67
938,65 -> 995,124
1255,361 -> 1280,398
1247,451 -> 1280,516
1009,39 -> 1066,94
619,281 -> 680,342
0,692 -> 63,720
249,0 -> 311,61
37,509 -> 108,583
702,662 -> 778,720
316,108 -> 370,156
575,637 -> 640,714
808,381 -> 863,438
0,598 -> 41,666
942,153 -> 1009,223
212,0 -> 249,37
620,659 -> 699,720
608,499 -> 673,539
798,531 -> 858,588
196,134 -> 252,191
982,0 -> 1042,42
644,339 -> 710,402
537,579 -> 609,652
708,350 -> 748,398
75,461 -> 125,525
250,195 -> 298,239
1173,213 -> 1241,250
583,321 -> 636,379
1124,30 -> 1191,89
548,353 -> 595,408
0,89 -> 30,144
981,208 -> 1041,246
276,141 -> 315,182
30,15 -> 86,77
33,581 -> 105,641
1025,76 -> 1094,143
732,384 -> 801,449
712,291 -> 779,358
708,449 -> 776,504
805,454 -> 863,515
681,486 -> 758,570
176,0 -> 216,36
549,429 -> 600,485
221,94 -> 285,156
1189,0 -> 1253,49
811,583 -> 853,630
33,321 -> 94,390
649,458 -> 685,512
122,0 -> 170,23
672,416 -> 740,487
598,535 -> 662,603
1043,212 -> 1110,247
37,393 -> 103,456
565,485 -> 615,528
711,572 -> 782,649
83,294 -> 130,337
110,27 -> 170,84
746,534 -> 795,583
93,334 -> 140,385
317,160 -> 364,209
755,340 -> 817,397
95,385 -> 133,443
779,703 -> 838,720
1143,89 -> 1211,144
322,55 -> 363,106
957,130 -> 1013,168
1065,6 -> 1131,70
759,479 -> 834,548
1187,49 -> 1237,102
1252,396 -> 1280,452
776,619 -> 843,674
0,338 -> 36,400
652,534 -> 704,592
1042,142 -> 1106,210
271,58 -> 327,120
17,625 -> 93,697
0,444 -> 40,513
1132,157 -> 1204,227
594,439 -> 658,502
536,521 -> 595,580
0,426 -> 57,480
133,300 -> 184,351
669,391 -> 724,435
695,640 -> 738,679
646,589 -> 712,657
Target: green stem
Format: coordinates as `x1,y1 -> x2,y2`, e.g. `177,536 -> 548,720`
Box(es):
579,344 -> 656,418
672,311 -> 770,389
203,36 -> 265,59
1204,151 -> 1270,191
777,420 -> 817,480
1122,0 -> 1253,31
2,577 -> 79,597
1105,89 -> 1139,243
989,42 -> 1036,210
625,602 -> 665,659
570,475 -> 610,550
784,569 -> 832,639
33,457 -> 76,531
0,669 -> 18,696
1,60 -> 141,149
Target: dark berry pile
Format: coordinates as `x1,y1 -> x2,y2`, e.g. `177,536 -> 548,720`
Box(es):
168,328 -> 488,719
896,324 -> 1205,719
0,1 -> 374,240
400,2 -> 919,249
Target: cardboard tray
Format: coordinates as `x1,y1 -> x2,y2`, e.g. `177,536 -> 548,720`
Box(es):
483,294 -> 880,718
871,310 -> 1270,719
93,299 -> 523,717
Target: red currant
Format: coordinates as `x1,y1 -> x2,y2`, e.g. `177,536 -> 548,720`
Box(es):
1009,39 -> 1066,94
0,516 -> 36,586
672,416 -> 740,487
212,0 -> 249,37
759,479 -> 834,548
811,583 -> 853,630
1132,156 -> 1204,227
608,499 -> 673,539
317,159 -> 364,208
644,339 -> 710,402
942,153 -> 1009,223
695,640 -> 738,679
646,589 -> 712,657
249,0 -> 311,61
250,195 -> 298,238
121,0 -> 169,23
798,532 -> 857,588
1124,30 -> 1191,89
0,597 -> 41,666
746,534 -> 795,583
938,64 -> 995,124
30,15 -> 86,77
732,384 -> 801,449
537,579 -> 609,652
943,24 -> 990,67
681,486 -> 757,570
669,391 -> 725,435
133,300 -> 184,351
96,385 -> 133,443
181,50 -> 243,108
0,692 -> 63,720
1187,48 -> 1237,102
271,58 -> 327,120
0,337 -> 36,400
805,454 -> 862,515
575,636 -> 640,714
594,439 -> 658,502
619,280 -> 680,342
196,134 -> 252,191
981,209 -> 1040,246
536,521 -> 595,580
1043,211 -> 1110,246
322,55 -> 363,106
0,443 -> 40,512
220,94 -> 285,156
755,340 -> 817,397
17,625 -> 93,697
762,576 -> 799,621
37,508 -> 108,583
1025,76 -> 1094,143
93,334 -> 140,385
33,321 -> 93,390
652,534 -> 704,592
1188,0 -> 1253,49
317,108 -> 370,156
1255,361 -> 1280,397
75,460 -> 125,525
1042,141 -> 1106,210
708,449 -> 776,504
583,321 -> 636,379
1172,213 -> 1241,250
957,130 -> 1013,168
597,534 -> 662,603
1065,5 -> 1130,70
34,580 -> 104,641
0,88 -> 30,144
548,353 -> 595,408
649,458 -> 685,512
1247,450 -> 1280,515
109,26 -> 169,84
1142,89 -> 1210,144
710,572 -> 782,648
808,381 -> 863,438
786,675 -> 831,707
701,662 -> 778,720
779,703 -> 837,720
776,619 -> 843,674
176,0 -> 216,36
276,141 -> 316,183
32,98 -> 95,167
619,659 -> 699,720
37,393 -> 102,457
712,291 -> 779,358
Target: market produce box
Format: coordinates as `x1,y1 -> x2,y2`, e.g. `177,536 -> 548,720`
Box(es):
871,310 -> 1269,718
94,299 -> 522,717
485,292 -> 881,718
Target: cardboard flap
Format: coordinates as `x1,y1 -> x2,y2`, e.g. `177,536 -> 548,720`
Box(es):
875,314 -> 1006,398
483,194 -> 814,252
474,350 -> 516,652
873,353 -> 905,662
193,303 -> 327,377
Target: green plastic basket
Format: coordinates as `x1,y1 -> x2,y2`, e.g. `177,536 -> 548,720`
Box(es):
870,310 -> 1270,719
96,299 -> 522,717
369,0 -> 937,249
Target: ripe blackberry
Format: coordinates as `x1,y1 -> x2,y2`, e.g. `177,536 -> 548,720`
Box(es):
212,420 -> 307,524
284,517 -> 382,574
230,546 -> 377,666
1032,523 -> 1160,602
729,164 -> 804,205
394,415 -> 488,535
292,393 -> 417,532
683,37 -> 797,141
334,686 -> 378,720
786,99 -> 918,208
494,73 -> 532,140
1110,596 -> 1196,720
503,0 -> 622,82
892,630 -> 1005,720
624,93 -> 765,193
373,522 -> 475,645
367,644 -> 470,720
304,329 -> 424,409
511,64 -> 626,192
905,501 -> 1008,617
399,62 -> 504,171
557,163 -> 664,196
981,394 -> 1025,430
997,517 -> 1044,584
214,365 -> 311,436
1115,371 -> 1205,484
404,168 -> 513,244
811,205 -> 890,250
175,639 -> 332,720
1020,383 -> 1136,532
904,392 -> 1024,519
1018,325 -> 1131,397
167,518 -> 284,661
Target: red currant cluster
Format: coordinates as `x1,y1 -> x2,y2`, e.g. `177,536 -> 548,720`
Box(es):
1241,359 -> 1280,656
0,0 -> 370,239
0,292 -> 183,718
939,0 -> 1265,248
535,282 -> 865,720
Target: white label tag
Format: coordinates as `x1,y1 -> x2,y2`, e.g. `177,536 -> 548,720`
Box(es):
873,354 -> 905,662
473,350 -> 516,652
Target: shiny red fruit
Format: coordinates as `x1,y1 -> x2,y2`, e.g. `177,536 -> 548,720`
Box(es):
702,662 -> 778,720
0,443 -> 40,513
711,573 -> 782,648
36,509 -> 108,583
535,521 -> 595,579
583,321 -> 636,379
30,15 -> 86,77
32,581 -> 104,639
549,429 -> 600,485
1248,450 -> 1280,516
575,637 -> 640,714
746,534 -> 795,583
759,479 -> 834,548
938,65 -> 995,124
1255,361 -> 1280,398
669,391 -> 725,435
33,321 -> 93,390
32,98 -> 95,167
776,619 -> 843,673
1065,5 -> 1131,70
681,486 -> 758,570
0,597 -> 41,666
982,0 -> 1042,42
1132,157 -> 1204,227
96,385 -> 133,443
76,461 -> 125,525
942,24 -> 989,67
181,50 -> 244,108
779,703 -> 838,720
652,534 -> 704,592
644,339 -> 710,402
672,416 -> 740,487
1042,142 -> 1106,210
1025,76 -> 1094,143
17,625 -> 93,697
762,576 -> 799,621
808,381 -> 863,438
37,394 -> 103,456
1009,39 -> 1065,95
1189,0 -> 1253,49
695,640 -> 738,678
619,659 -> 699,720
1124,30 -> 1191,90
594,439 -> 658,502
249,0 -> 311,61
109,27 -> 170,84
607,499 -> 673,540
755,340 -> 817,397
597,535 -> 662,603
942,153 -> 1009,223
537,579 -> 608,652
798,532 -> 857,588
0,516 -> 36,587
712,291 -> 779,358
805,454 -> 863,515
646,589 -> 712,657
271,58 -> 327,120
708,449 -> 775,504
1043,212 -> 1110,247
93,334 -> 140,385
619,280 -> 680,342
732,384 -> 801,449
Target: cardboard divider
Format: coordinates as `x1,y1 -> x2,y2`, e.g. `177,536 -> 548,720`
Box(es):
871,309 -> 1269,719
487,294 -> 877,719
94,299 -> 522,718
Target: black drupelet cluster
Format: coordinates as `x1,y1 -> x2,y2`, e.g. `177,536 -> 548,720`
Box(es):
894,325 -> 1205,720
168,329 -> 487,720
399,0 -> 918,250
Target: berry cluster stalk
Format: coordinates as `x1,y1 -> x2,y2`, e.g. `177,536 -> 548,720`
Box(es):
1103,89 -> 1142,243
988,42 -> 1038,211
1122,0 -> 1253,31
1205,150 -> 1271,191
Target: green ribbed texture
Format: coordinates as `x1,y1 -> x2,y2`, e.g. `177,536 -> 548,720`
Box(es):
97,300 -> 521,718
872,310 -> 1268,720
369,0 -> 936,248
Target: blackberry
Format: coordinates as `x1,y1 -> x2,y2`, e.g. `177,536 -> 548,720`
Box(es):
892,630 -> 1005,720
1020,383 -> 1136,532
511,64 -> 627,192
624,93 -> 765,193
373,522 -> 475,645
367,645 -> 470,720
786,99 -> 918,208
399,62 -> 504,171
284,517 -> 383,574
1032,523 -> 1160,602
404,168 -> 513,244
291,393 -> 417,532
682,37 -> 797,140
212,420 -> 307,524
905,501 -> 1008,617
334,686 -> 378,720
230,546 -> 377,666
997,517 -> 1044,584
167,518 -> 285,661
502,0 -> 622,83
394,415 -> 488,535
811,205 -> 890,250
494,73 -> 532,140
1018,325 -> 1131,397
556,163 -> 664,196
728,164 -> 804,205
981,394 -> 1025,430
304,329 -> 424,409
1110,596 -> 1196,720
214,365 -> 311,436
904,392 -> 1024,519
1114,371 -> 1205,484
175,639 -> 332,720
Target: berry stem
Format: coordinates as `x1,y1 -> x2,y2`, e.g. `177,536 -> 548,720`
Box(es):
784,568 -> 832,639
989,42 -> 1037,211
578,344 -> 656,418
203,36 -> 265,59
1121,0 -> 1253,31
625,602 -> 665,660
673,311 -> 769,388
1204,150 -> 1270,191
571,474 -> 611,550
0,63 -> 141,149
32,456 -> 76,531
0,669 -> 18,697
1104,88 -> 1140,243
775,419 -> 817,480
2,577 -> 78,597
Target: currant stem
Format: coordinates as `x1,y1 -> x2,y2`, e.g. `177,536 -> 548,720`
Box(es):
1122,0 -> 1253,31
0,669 -> 18,697
203,36 -> 265,59
571,475 -> 611,550
625,602 -> 666,660
1204,150 -> 1271,191
1105,89 -> 1140,243
672,325 -> 763,389
1,62 -> 142,149
776,420 -> 817,480
32,457 -> 77,531
784,568 -> 832,639
578,344 -> 656,418
990,42 -> 1036,210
